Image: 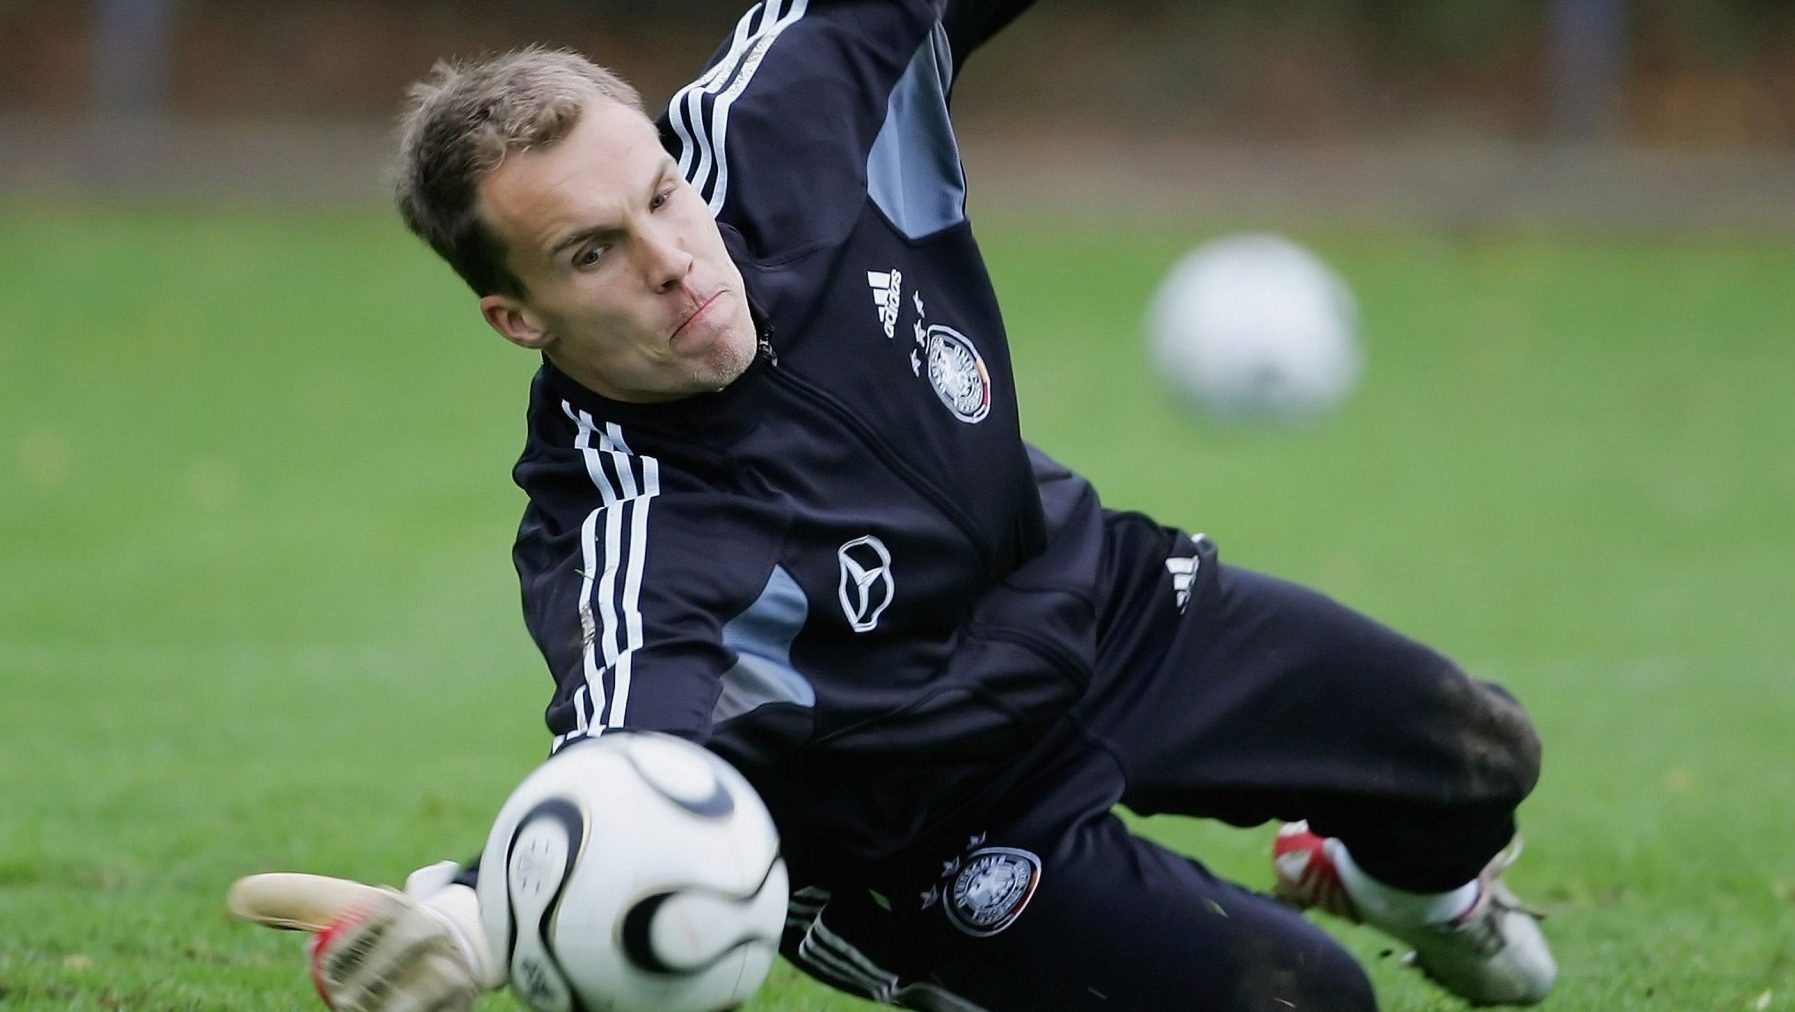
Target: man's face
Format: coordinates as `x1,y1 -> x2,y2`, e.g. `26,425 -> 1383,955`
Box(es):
475,98 -> 758,403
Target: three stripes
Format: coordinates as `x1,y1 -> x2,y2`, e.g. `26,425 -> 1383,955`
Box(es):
666,0 -> 812,216
555,1 -> 812,749
787,886 -> 987,1010
556,402 -> 661,746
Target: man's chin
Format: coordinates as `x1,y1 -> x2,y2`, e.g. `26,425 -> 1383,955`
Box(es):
701,351 -> 756,392
691,332 -> 758,392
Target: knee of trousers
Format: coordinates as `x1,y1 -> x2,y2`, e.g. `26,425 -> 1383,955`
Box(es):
1444,677 -> 1544,810
1326,947 -> 1379,1012
1256,935 -> 1377,1012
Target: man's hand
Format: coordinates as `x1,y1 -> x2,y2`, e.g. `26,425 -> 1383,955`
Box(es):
306,886 -> 479,1012
229,863 -> 502,1011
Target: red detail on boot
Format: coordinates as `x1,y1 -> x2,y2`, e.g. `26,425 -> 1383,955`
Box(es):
1272,822 -> 1359,921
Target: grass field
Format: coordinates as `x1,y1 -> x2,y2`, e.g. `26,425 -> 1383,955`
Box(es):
3,203 -> 1793,1010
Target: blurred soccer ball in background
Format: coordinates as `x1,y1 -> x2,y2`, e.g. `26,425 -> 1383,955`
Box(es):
479,733 -> 788,1012
1147,233 -> 1362,422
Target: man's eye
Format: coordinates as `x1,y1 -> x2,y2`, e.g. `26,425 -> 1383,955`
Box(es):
574,247 -> 604,268
650,187 -> 674,210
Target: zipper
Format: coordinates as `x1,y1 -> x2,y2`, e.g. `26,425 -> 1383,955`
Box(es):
759,357 -> 996,574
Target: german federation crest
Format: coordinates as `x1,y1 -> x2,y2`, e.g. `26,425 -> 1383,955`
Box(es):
944,847 -> 1041,937
924,326 -> 992,424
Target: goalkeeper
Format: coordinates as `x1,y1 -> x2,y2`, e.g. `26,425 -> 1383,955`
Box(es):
260,1 -> 1556,1009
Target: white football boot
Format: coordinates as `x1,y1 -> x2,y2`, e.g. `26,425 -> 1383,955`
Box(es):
1273,821 -> 1557,1006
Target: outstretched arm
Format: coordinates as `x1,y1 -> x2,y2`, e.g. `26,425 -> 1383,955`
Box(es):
229,862 -> 500,1012
664,0 -> 1039,257
513,386 -> 793,750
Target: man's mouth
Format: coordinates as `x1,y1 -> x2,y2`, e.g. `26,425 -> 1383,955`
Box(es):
672,291 -> 724,342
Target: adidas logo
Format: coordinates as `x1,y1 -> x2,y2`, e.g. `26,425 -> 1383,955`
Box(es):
867,268 -> 903,339
1165,555 -> 1199,612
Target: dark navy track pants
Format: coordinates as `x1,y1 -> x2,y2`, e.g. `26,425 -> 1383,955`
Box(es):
782,512 -> 1542,1011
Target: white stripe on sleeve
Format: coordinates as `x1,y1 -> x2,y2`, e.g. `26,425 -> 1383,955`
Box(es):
576,506 -> 608,727
664,0 -> 810,214
671,1 -> 780,183
561,403 -> 661,730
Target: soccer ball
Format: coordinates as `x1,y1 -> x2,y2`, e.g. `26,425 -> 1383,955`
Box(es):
478,733 -> 788,1012
1147,233 -> 1362,421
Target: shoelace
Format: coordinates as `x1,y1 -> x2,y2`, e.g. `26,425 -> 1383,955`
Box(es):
1413,843 -> 1549,962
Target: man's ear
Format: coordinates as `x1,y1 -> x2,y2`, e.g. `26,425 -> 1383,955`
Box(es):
480,295 -> 553,350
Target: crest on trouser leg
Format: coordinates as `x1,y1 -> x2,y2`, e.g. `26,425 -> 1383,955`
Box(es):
940,846 -> 1041,937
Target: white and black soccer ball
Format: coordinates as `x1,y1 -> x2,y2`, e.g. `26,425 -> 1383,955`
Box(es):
478,733 -> 788,1012
1147,233 -> 1362,421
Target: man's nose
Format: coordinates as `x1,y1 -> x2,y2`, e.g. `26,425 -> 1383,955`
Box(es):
641,225 -> 694,292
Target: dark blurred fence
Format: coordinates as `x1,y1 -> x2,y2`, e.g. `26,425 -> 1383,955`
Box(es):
4,0 -> 1794,146
6,0 -> 1794,223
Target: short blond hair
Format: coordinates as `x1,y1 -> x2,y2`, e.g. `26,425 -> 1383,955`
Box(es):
395,47 -> 645,297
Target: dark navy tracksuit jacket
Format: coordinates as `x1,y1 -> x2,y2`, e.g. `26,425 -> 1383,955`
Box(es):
509,0 -> 1105,881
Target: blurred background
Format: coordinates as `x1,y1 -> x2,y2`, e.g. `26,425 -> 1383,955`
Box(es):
4,0 -> 1795,222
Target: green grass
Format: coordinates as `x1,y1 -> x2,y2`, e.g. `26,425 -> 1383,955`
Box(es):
3,204 -> 1792,1010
